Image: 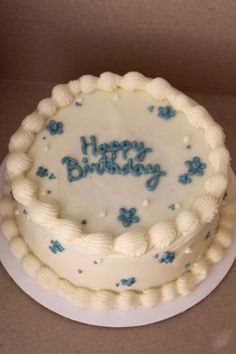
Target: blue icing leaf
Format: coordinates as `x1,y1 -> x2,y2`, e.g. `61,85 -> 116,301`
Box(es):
157,105 -> 176,120
36,166 -> 48,177
119,277 -> 136,287
49,240 -> 65,254
118,207 -> 140,227
46,120 -> 63,135
159,251 -> 175,264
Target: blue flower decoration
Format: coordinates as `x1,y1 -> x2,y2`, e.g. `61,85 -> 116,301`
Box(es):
157,105 -> 176,120
36,166 -> 48,177
178,156 -> 207,185
46,120 -> 63,135
49,240 -> 65,254
118,207 -> 140,227
118,277 -> 136,287
159,251 -> 175,264
184,156 -> 206,176
178,173 -> 192,185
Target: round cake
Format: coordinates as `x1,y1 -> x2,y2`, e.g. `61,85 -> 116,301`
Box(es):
0,72 -> 235,310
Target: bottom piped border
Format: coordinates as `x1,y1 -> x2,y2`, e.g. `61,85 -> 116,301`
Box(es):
0,180 -> 235,311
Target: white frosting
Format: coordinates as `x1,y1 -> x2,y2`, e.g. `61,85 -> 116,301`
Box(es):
149,221 -> 177,249
12,176 -> 37,206
209,147 -> 230,173
1,72 -> 233,310
176,210 -> 200,237
9,236 -> 28,259
52,84 -> 74,107
51,219 -> 82,241
204,174 -> 227,198
6,152 -> 32,179
205,124 -> 225,149
37,98 -> 58,117
68,80 -> 81,95
186,105 -> 213,129
85,233 -> 113,256
29,200 -> 59,225
1,217 -> 18,240
21,112 -> 46,133
113,229 -> 147,256
9,129 -> 34,152
0,197 -> 14,217
36,266 -> 59,289
193,195 -> 218,223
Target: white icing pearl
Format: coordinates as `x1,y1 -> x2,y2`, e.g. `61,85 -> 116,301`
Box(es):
183,136 -> 190,144
142,199 -> 150,207
113,93 -> 119,100
184,247 -> 192,254
175,202 -> 181,210
99,210 -> 107,218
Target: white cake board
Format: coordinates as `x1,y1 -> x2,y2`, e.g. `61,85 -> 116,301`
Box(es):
0,159 -> 235,327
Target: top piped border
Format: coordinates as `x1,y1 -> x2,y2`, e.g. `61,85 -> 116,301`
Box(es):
5,72 -> 231,257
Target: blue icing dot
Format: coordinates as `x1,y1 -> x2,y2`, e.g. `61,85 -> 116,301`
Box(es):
93,260 -> 98,264
48,173 -> 56,180
23,209 -> 27,215
153,254 -> 159,259
36,166 -> 48,177
159,251 -> 175,264
77,269 -> 83,274
118,207 -> 140,227
157,105 -> 176,120
204,231 -> 211,240
81,219 -> 87,225
223,191 -> 228,200
47,190 -> 52,194
147,105 -> 154,113
168,204 -> 175,211
49,240 -> 65,254
75,101 -> 82,107
119,277 -> 136,287
184,262 -> 191,270
46,120 -> 63,135
186,145 -> 191,149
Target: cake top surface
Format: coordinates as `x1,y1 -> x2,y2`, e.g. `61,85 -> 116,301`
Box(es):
7,72 -> 230,255
27,89 -> 214,235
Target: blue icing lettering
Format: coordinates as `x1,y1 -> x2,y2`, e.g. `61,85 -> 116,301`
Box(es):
159,251 -> 175,264
49,240 -> 65,254
118,207 -> 140,227
178,156 -> 207,185
46,120 -> 63,135
157,105 -> 176,120
61,136 -> 167,192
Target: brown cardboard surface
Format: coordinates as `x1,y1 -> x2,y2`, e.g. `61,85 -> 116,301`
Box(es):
0,80 -> 236,354
0,0 -> 236,95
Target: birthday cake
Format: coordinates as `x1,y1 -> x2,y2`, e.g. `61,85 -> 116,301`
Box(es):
0,72 -> 235,310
